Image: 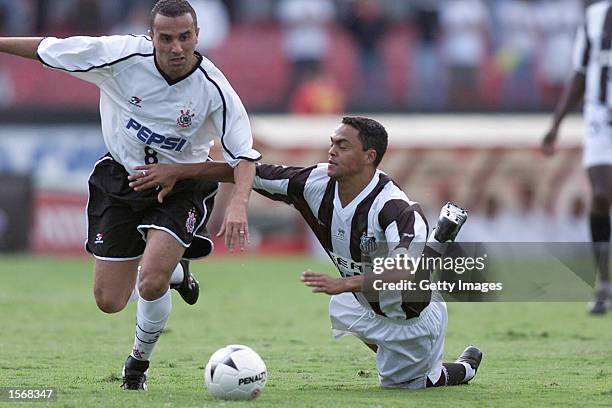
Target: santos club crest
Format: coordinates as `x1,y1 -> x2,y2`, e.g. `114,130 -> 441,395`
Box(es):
177,109 -> 195,128
360,233 -> 377,255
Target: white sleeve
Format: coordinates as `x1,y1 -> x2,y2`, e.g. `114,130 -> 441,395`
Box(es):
37,35 -> 152,85
572,25 -> 589,74
205,65 -> 261,168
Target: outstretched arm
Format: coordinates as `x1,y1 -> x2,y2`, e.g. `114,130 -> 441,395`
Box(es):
0,37 -> 44,60
218,160 -> 256,252
128,161 -> 234,202
128,160 -> 251,251
302,203 -> 468,296
129,161 -> 308,252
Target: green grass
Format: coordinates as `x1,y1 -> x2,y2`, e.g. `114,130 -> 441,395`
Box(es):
0,255 -> 611,407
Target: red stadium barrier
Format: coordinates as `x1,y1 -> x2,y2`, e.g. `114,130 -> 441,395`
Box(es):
32,191 -> 88,254
31,190 -> 308,256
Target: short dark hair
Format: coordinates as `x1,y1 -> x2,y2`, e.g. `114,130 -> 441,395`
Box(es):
342,116 -> 388,167
150,0 -> 197,31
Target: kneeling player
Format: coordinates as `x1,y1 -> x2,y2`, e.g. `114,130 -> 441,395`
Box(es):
128,116 -> 482,389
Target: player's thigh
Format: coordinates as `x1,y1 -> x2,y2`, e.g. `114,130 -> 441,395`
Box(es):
93,258 -> 140,313
141,228 -> 186,275
377,299 -> 448,389
138,228 -> 186,299
329,293 -> 371,339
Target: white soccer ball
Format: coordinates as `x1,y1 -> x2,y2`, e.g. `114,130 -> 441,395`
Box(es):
204,344 -> 267,400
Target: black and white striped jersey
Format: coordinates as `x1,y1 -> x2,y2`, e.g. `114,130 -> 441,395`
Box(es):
254,163 -> 430,320
574,0 -> 612,123
37,35 -> 260,174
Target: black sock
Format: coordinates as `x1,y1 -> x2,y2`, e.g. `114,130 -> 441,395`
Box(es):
590,215 -> 611,283
426,367 -> 447,387
426,364 -> 467,387
442,363 -> 466,386
590,215 -> 611,242
125,355 -> 149,372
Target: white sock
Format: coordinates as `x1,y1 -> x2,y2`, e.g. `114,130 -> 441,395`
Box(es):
460,362 -> 476,382
131,289 -> 172,361
170,262 -> 185,286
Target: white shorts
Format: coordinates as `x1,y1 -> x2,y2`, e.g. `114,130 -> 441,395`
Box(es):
329,291 -> 447,389
583,113 -> 612,168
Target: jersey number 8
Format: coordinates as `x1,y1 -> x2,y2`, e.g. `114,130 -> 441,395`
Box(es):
144,147 -> 159,164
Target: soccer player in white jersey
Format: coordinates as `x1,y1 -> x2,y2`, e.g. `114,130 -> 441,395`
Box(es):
543,0 -> 612,314
128,117 -> 483,390
0,0 -> 260,390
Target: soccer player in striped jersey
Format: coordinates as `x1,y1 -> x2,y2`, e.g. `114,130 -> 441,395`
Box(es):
129,116 -> 482,390
543,0 -> 612,314
0,0 -> 260,390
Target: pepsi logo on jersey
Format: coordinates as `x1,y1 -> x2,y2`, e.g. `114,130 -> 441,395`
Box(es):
126,118 -> 187,151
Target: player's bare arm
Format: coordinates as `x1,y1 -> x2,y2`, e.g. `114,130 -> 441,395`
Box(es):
0,37 -> 43,59
302,251 -> 440,297
129,160 -> 254,251
304,203 -> 468,297
301,268 -> 417,295
542,71 -> 585,155
129,161 -> 234,202
219,161 -> 256,252
301,271 -> 363,295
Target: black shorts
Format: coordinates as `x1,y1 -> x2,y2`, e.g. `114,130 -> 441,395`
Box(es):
86,154 -> 218,260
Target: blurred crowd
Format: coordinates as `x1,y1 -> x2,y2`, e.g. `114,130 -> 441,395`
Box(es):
459,192 -> 591,242
0,0 -> 594,112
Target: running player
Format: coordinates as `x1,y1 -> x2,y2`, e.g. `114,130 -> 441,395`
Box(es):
542,0 -> 612,314
0,0 -> 260,389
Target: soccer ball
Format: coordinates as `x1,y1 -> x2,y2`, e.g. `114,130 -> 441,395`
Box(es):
204,344 -> 267,400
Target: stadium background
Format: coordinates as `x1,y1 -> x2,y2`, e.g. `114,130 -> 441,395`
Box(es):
0,0 -> 594,254
3,2 -> 612,407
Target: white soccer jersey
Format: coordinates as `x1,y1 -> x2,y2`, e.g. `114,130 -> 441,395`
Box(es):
37,35 -> 261,173
574,1 -> 612,125
253,163 -> 430,320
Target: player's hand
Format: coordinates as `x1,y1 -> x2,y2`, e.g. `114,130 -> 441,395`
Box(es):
128,164 -> 179,203
217,198 -> 249,252
300,271 -> 346,295
541,128 -> 558,156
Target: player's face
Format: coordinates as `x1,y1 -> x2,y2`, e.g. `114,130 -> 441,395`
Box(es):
327,124 -> 374,179
151,13 -> 199,80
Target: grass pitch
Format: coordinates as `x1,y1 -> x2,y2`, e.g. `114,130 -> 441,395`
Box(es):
0,255 -> 611,407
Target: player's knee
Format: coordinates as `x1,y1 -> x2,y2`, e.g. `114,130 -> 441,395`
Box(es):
138,270 -> 170,300
94,289 -> 127,314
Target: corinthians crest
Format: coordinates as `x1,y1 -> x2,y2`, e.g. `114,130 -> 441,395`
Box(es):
186,208 -> 197,234
177,109 -> 195,128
